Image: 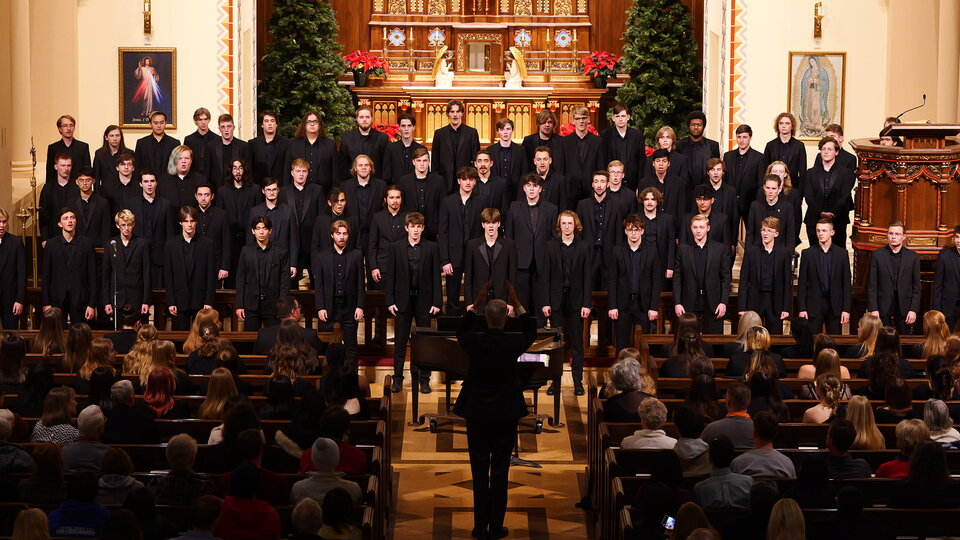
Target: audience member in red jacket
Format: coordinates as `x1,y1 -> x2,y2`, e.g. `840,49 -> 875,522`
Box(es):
216,428 -> 288,505
213,462 -> 281,540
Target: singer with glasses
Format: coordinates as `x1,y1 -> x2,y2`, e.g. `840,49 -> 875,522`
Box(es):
103,210 -> 152,329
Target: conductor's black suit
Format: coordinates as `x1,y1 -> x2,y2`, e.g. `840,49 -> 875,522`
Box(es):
867,245 -> 921,334
0,233 -> 27,329
797,243 -> 852,334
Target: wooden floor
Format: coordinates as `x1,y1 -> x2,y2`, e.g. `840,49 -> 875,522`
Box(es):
365,366 -> 596,539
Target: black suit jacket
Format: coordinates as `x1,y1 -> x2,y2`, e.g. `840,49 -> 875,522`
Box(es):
521,133 -> 556,171
680,211 -> 730,246
0,234 -> 27,307
184,131 -> 217,172
644,150 -> 691,195
41,234 -> 97,308
246,203 -> 299,267
249,135 -> 289,186
438,192 -> 487,268
546,238 -> 592,310
383,239 -> 443,313
313,249 -> 365,311
803,163 -> 855,225
46,139 -> 91,183
134,134 -> 181,176
475,175 -> 512,215
72,194 -> 112,248
576,195 -> 627,262
600,127 -> 646,190
92,147 -> 128,190
163,236 -> 217,310
339,129 -> 389,180
503,200 -> 557,271
738,244 -> 793,315
675,137 -> 722,186
746,199 -> 797,250
102,235 -> 152,309
280,184 -> 326,267
285,137 -> 340,191
454,311 -> 538,422
197,206 -> 232,273
521,170 -> 570,212
797,244 -> 852,315
485,142 -> 526,186
558,133 -> 606,203
202,138 -> 251,186
235,244 -> 292,311
216,183 -> 263,241
705,183 -> 740,245
638,175 -> 687,231
132,196 -> 176,265
253,323 -> 322,355
867,246 -> 921,316
341,178 -> 387,235
368,210 -> 407,274
723,147 -> 767,217
642,211 -> 677,275
934,247 -> 960,314
382,140 -> 426,184
311,212 -> 360,255
101,178 -> 140,216
158,172 -> 206,216
464,237 -> 518,302
608,243 -> 661,312
38,181 -> 80,240
432,124 -> 481,194
813,147 -> 857,174
398,173 -> 444,239
672,241 -> 732,311
763,137 -> 808,191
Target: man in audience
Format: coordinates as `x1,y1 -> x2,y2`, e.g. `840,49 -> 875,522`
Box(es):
250,110 -> 289,187
62,405 -> 110,473
247,178 -> 299,278
38,154 -> 80,241
134,169 -> 175,289
621,398 -> 677,449
0,412 -> 33,473
719,483 -> 781,540
253,296 -> 323,355
103,305 -> 141,354
184,107 -> 215,171
72,167 -> 111,248
934,224 -> 960,330
868,220 -> 921,334
172,495 -> 223,540
432,100 -> 481,194
314,220 -> 365,369
340,106 -> 389,178
290,437 -> 363,505
103,210 -> 152,326
103,380 -> 157,444
825,418 -> 873,479
762,112 -> 807,190
694,435 -> 753,509
798,219 -> 852,334
41,208 -> 97,325
505,175 -> 557,326
398,147 -> 443,241
673,214 -> 732,334
722,124 -> 766,227
673,405 -> 710,476
290,498 -> 324,540
730,411 -> 796,478
165,206 -> 217,330
608,215 -> 660,345
153,433 -> 217,506
600,105 -> 645,190
135,111 -> 181,176
281,158 -> 325,285
46,115 -> 90,183
382,113 -> 425,184
439,166 -> 487,314
700,383 -> 754,449
0,208 -> 26,330
48,471 -> 110,538
159,145 -> 205,215
738,217 -> 792,334
217,429 -> 288,505
464,208 -> 518,307
203,113 -> 250,186
675,110 -> 721,186
236,215 -> 292,330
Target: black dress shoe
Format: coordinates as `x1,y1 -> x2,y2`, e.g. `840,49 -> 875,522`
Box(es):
471,526 -> 486,538
574,382 -> 585,396
489,526 -> 508,539
545,383 -> 557,396
390,377 -> 403,394
420,379 -> 433,394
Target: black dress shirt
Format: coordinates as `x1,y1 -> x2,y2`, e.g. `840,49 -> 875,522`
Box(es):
818,247 -> 832,293
408,242 -> 422,290
759,248 -> 774,291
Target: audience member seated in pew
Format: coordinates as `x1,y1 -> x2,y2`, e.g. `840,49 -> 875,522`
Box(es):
319,487 -> 363,540
912,355 -> 960,402
151,433 -> 218,506
628,450 -> 693,520
254,296 -> 325,357
718,483 -> 779,540
171,495 -> 222,540
96,448 -> 144,505
291,497 -> 324,540
925,399 -> 960,443
730,411 -> 795,478
797,348 -> 851,399
33,307 -> 66,357
31,386 -> 79,444
138,368 -> 190,420
746,372 -> 790,421
673,405 -> 711,477
766,498 -> 804,540
101,508 -> 144,540
602,355 -> 654,423
17,442 -> 67,504
806,486 -> 895,540
215,344 -> 251,395
782,455 -> 831,508
672,501 -> 720,539
665,313 -> 715,359
199,368 -> 239,423
85,366 -> 116,411
0,382 -> 32,442
683,374 -> 725,423
700,382 -> 753,449
727,326 -> 786,379
277,389 -> 327,451
0,409 -> 33,476
60,322 -> 93,375
104,304 -> 141,355
124,487 -> 180,540
856,326 -> 915,380
873,378 -> 917,424
264,347 -> 314,397
843,312 -> 882,360
909,310 -> 951,359
139,341 -> 193,395
217,428 -> 289,505
721,311 -> 761,359
48,471 -> 110,538
122,324 -> 159,375
889,440 -> 960,508
280,406 -> 367,476
13,508 -> 51,540
75,338 -> 117,395
214,461 -> 283,540
847,395 -> 886,450
826,418 -> 873,479
103,380 -> 157,444
661,329 -> 710,379
621,398 -> 676,450
182,308 -> 222,355
290,437 -> 363,505
630,480 -> 682,540
185,322 -> 223,375
205,397 -> 261,463
266,319 -> 321,376
322,344 -> 368,421
875,418 -> 928,479
0,332 -> 28,397
852,351 -> 900,401
261,374 -> 299,420
63,405 -> 111,473
802,374 -> 845,424
694,435 -> 752,509
776,318 -> 815,359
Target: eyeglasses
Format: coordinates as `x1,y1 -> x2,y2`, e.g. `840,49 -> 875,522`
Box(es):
305,119 -> 320,125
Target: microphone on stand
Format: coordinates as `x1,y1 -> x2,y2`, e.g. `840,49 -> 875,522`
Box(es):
895,94 -> 926,122
110,239 -> 119,255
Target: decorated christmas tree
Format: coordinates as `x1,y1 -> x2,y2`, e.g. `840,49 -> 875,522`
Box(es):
616,0 -> 703,143
258,0 -> 355,138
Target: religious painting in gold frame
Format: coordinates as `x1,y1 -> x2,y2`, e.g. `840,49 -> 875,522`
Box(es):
119,47 -> 177,129
787,51 -> 845,140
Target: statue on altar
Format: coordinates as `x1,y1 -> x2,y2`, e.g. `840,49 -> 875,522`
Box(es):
504,47 -> 527,88
432,46 -> 455,88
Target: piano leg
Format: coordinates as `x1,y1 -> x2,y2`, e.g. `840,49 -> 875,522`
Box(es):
550,374 -> 564,428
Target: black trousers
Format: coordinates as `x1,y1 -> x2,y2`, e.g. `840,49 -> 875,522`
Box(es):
0,302 -> 19,330
948,303 -> 960,334
614,299 -> 652,354
554,295 -> 586,383
465,417 -> 518,532
243,306 -> 279,331
393,300 -> 431,381
516,262 -> 548,327
881,296 -> 914,335
320,305 -> 360,370
444,266 -> 464,315
172,308 -> 198,331
807,304 -> 842,334
60,292 -> 88,327
754,291 -> 784,334
691,297 -> 724,334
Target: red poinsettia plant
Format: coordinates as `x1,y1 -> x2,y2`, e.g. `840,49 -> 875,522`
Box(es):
581,50 -> 621,78
558,123 -> 599,137
344,50 -> 390,77
373,123 -> 400,142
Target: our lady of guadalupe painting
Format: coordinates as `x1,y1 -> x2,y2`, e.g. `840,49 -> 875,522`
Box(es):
788,52 -> 845,140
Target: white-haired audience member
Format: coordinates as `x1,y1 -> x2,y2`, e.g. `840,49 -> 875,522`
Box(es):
62,405 -> 111,473
621,398 -> 677,449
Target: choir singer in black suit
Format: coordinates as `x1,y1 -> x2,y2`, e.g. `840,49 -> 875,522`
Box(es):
381,114 -> 425,184
398,148 -> 443,241
600,105 -> 645,190
281,159 -> 325,284
194,183 -> 232,283
804,137 -> 855,248
504,175 -> 557,326
42,208 -> 97,325
132,170 -> 175,289
247,178 -> 299,279
464,208 -> 518,307
438,166 -> 487,314
236,215 -> 292,330
673,214 -> 731,334
369,186 -> 407,287
454,288 -> 537,540
934,225 -> 960,331
314,220 -> 365,370
216,159 -> 263,287
72,167 -> 111,248
797,219 -> 851,334
384,212 -> 441,394
102,210 -> 152,324
577,171 -> 627,289
867,221 -> 921,334
163,207 -> 217,331
559,106 -> 606,203
738,217 -> 792,334
202,114 -> 250,187
722,124 -> 766,224
0,209 -> 26,329
339,107 -> 389,180
431,100 -> 481,194
608,214 -> 661,345
249,110 -> 288,186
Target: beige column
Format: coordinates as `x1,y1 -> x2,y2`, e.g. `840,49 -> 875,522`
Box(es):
937,0 -> 960,122
9,0 -> 35,209
885,0 -> 939,121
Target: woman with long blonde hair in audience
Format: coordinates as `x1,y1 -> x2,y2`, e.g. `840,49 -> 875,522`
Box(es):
182,308 -> 221,354
844,312 -> 882,359
766,497 -> 806,540
847,395 -> 886,450
12,507 -> 51,540
123,324 -> 158,375
731,326 -> 786,380
75,338 -> 117,395
31,307 -> 65,357
265,346 -> 314,396
722,311 -> 762,358
198,367 -> 239,420
139,340 -> 192,394
802,373 -> 845,424
912,310 -> 951,359
59,323 -> 92,373
798,348 -> 851,398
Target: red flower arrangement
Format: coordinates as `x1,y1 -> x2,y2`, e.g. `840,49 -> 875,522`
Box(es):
644,146 -> 655,157
581,50 -> 621,78
558,123 -> 599,137
343,50 -> 390,77
373,123 -> 400,142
